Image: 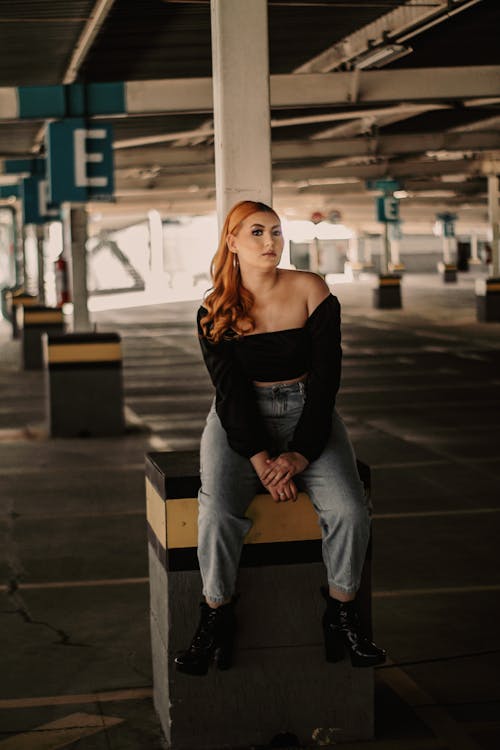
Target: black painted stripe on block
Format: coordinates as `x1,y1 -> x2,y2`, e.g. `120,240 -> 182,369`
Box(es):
48,361 -> 122,371
47,333 -> 121,344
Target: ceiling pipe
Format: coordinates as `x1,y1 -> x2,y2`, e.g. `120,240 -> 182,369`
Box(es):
63,0 -> 117,85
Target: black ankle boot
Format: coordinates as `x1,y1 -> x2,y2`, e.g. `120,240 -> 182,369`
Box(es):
321,587 -> 386,668
174,600 -> 235,676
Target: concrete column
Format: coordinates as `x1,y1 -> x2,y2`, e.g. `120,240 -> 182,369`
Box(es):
349,234 -> 359,265
364,236 -> 372,267
442,235 -> 455,264
211,0 -> 272,227
470,234 -> 480,264
390,238 -> 401,267
62,203 -> 91,331
382,223 -> 390,275
35,224 -> 46,305
148,210 -> 165,292
487,174 -> 499,277
15,207 -> 26,288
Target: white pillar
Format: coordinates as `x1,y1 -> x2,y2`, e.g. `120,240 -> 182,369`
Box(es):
470,234 -> 480,263
148,209 -> 165,292
211,0 -> 272,228
391,238 -> 401,267
35,224 -> 46,305
382,223 -> 390,275
349,234 -> 359,265
62,203 -> 91,331
442,236 -> 453,264
487,174 -> 500,277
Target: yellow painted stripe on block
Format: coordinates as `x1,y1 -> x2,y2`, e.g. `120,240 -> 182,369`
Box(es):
486,282 -> 500,291
47,342 -> 121,363
379,278 -> 400,287
11,296 -> 38,307
146,478 -> 167,550
23,311 -> 64,325
164,492 -> 321,549
0,712 -> 123,750
245,491 -> 321,544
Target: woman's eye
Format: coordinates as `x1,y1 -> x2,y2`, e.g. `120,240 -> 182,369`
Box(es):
273,230 -> 282,236
251,229 -> 263,236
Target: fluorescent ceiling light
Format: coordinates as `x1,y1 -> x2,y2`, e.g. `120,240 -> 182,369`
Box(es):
355,44 -> 413,70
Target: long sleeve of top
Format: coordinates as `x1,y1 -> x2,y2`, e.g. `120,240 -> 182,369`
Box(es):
288,294 -> 342,463
197,307 -> 270,458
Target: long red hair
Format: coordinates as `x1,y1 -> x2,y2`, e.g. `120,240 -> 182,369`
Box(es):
199,200 -> 279,343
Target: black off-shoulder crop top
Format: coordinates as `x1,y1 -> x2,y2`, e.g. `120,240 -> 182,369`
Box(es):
197,294 -> 342,463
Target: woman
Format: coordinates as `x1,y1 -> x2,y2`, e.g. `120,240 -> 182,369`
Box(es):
175,200 -> 386,676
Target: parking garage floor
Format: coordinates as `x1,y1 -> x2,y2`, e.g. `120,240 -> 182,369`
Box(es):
1,272 -> 499,750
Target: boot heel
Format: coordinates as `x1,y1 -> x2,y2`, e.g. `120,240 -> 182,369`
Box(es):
324,628 -> 346,663
214,644 -> 233,670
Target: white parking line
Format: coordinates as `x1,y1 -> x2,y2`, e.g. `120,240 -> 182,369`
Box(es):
0,712 -> 123,749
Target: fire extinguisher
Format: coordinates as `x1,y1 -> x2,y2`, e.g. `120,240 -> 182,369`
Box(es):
55,255 -> 70,306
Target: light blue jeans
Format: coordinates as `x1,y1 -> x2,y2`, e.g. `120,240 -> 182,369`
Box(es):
198,382 -> 371,603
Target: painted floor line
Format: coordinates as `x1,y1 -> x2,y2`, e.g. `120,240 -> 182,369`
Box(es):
2,506 -> 498,525
374,584 -> 500,598
380,662 -> 484,750
0,464 -> 145,477
0,712 -> 123,749
0,689 -> 152,711
374,508 -> 500,520
2,580 -> 499,597
1,578 -> 149,592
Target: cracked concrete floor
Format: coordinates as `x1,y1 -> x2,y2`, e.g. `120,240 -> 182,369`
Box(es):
0,272 -> 500,749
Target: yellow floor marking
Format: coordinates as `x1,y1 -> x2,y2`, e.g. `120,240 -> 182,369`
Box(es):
380,661 -> 484,750
0,578 -> 148,593
374,508 -> 500,520
0,688 -> 152,710
374,583 -> 500,598
2,579 -> 499,597
0,712 -> 123,749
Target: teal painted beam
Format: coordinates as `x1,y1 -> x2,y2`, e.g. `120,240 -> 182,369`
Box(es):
4,158 -> 45,176
0,185 -> 20,198
17,82 -> 126,119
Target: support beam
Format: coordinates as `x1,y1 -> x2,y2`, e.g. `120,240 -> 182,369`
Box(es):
63,0 -> 117,85
113,154 -> 486,192
293,0 -> 479,74
109,129 -> 500,171
211,0 -> 272,223
0,67 -> 499,120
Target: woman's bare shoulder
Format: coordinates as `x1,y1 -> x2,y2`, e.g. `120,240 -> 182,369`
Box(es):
280,269 -> 330,313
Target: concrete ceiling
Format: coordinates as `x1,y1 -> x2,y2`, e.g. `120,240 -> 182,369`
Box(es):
0,0 -> 499,230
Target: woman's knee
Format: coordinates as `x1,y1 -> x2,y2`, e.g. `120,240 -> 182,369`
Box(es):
318,492 -> 370,534
198,498 -> 252,545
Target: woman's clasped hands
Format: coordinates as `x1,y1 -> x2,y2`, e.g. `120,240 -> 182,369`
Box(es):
259,451 -> 309,503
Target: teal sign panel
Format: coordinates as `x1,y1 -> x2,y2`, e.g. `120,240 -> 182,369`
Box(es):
4,158 -> 45,177
367,179 -> 401,193
21,176 -> 60,224
18,82 -> 125,118
376,196 -> 399,223
0,185 -> 20,199
436,212 -> 457,238
46,119 -> 114,203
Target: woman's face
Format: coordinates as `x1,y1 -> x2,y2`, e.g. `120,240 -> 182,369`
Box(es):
228,211 -> 284,271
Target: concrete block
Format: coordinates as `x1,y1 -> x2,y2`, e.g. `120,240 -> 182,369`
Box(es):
373,275 -> 402,309
22,305 -> 64,369
44,332 -> 125,437
476,277 -> 500,322
145,450 -> 374,749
